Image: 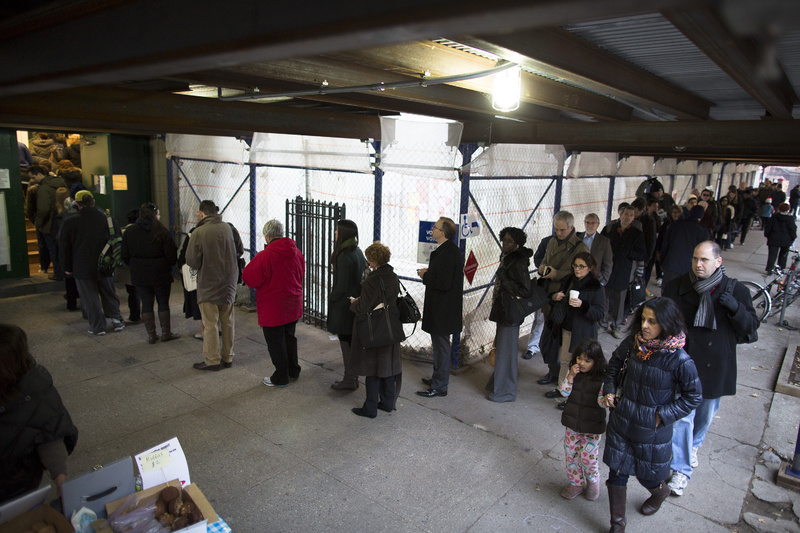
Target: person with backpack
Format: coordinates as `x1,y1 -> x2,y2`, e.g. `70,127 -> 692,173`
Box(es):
61,190 -> 125,336
661,241 -> 758,497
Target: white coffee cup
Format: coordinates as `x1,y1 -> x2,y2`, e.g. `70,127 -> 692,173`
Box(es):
569,290 -> 579,300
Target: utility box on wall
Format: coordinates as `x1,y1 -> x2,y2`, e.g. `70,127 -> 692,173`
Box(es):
0,130 -> 30,279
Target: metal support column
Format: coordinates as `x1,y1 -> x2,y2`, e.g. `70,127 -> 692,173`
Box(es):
554,176 -> 563,215
453,143 -> 478,369
372,141 -> 383,242
248,163 -> 257,305
606,176 -> 616,224
166,156 -> 176,238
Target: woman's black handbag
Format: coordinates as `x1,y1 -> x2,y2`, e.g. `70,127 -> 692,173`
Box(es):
396,280 -> 421,337
355,278 -> 406,349
502,284 -> 548,326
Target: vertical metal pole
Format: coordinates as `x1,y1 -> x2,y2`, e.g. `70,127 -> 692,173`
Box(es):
554,176 -> 563,215
606,176 -> 616,225
249,163 -> 256,306
372,141 -> 383,242
790,423 -> 800,475
167,156 -> 176,238
453,143 -> 478,369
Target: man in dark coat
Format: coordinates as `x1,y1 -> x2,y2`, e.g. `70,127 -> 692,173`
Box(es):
417,217 -> 463,398
790,184 -> 800,217
771,182 -> 787,206
662,240 -> 758,496
61,191 -> 125,335
25,165 -> 66,280
659,205 -> 709,287
601,206 -> 646,338
738,188 -> 758,245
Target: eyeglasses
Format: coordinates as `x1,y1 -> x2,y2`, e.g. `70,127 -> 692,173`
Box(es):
433,225 -> 443,232
571,263 -> 589,269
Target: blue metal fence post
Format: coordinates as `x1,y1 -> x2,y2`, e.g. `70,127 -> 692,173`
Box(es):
167,156 -> 176,238
372,141 -> 382,242
249,163 -> 257,306
554,176 -> 563,215
453,143 -> 478,369
606,176 -> 616,224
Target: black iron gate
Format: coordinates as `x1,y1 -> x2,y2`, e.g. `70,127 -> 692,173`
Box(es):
286,196 -> 346,328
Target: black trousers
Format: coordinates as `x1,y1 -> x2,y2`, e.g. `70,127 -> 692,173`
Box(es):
262,320 -> 300,386
362,373 -> 402,416
137,284 -> 171,314
766,245 -> 790,272
739,216 -> 753,244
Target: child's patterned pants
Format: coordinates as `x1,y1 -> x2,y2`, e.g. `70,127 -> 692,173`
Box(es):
564,428 -> 602,486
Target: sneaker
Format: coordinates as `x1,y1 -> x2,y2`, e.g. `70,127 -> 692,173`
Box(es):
88,330 -> 106,336
112,320 -> 125,332
668,472 -> 689,496
522,350 -> 535,360
690,446 -> 699,468
656,278 -> 663,287
645,289 -> 655,298
611,328 -> 624,339
263,377 -> 287,388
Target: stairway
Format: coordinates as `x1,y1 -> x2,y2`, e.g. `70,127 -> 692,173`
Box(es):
26,219 -> 40,272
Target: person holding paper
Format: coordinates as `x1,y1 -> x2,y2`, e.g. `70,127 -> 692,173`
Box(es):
0,324 -> 78,504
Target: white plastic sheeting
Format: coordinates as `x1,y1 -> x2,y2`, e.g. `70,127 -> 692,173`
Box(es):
566,152 -> 618,177
677,160 -> 699,175
378,115 -> 463,180
465,143 -> 566,177
617,155 -> 654,177
654,158 -> 677,176
249,132 -> 372,173
165,134 -> 250,164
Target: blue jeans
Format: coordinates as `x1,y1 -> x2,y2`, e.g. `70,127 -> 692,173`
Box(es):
526,310 -> 544,352
670,397 -> 722,478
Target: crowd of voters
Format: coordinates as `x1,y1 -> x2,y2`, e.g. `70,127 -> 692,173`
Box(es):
8,170 -> 796,532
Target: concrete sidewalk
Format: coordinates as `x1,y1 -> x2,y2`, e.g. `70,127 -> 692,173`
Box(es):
2,230 -> 800,532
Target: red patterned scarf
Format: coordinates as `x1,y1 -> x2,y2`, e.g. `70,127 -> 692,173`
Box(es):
634,332 -> 686,361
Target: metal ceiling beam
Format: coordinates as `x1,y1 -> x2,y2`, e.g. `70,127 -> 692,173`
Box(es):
663,7 -> 797,119
461,119 -> 800,159
218,59 -> 564,121
0,87 -> 381,139
0,0 -> 700,97
172,71 -> 561,123
458,28 -> 713,119
338,41 -> 633,121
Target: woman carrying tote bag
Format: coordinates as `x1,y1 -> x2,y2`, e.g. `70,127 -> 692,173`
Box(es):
349,242 -> 403,418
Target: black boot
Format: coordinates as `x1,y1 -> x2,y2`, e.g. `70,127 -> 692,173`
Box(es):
158,311 -> 180,342
640,481 -> 670,515
607,482 -> 627,533
142,312 -> 158,344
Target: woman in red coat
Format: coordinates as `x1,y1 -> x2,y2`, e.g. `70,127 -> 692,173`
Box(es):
243,219 -> 305,387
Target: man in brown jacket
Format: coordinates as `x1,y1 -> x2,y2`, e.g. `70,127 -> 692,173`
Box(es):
186,200 -> 243,371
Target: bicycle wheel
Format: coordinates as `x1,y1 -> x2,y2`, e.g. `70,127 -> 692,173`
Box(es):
740,280 -> 771,323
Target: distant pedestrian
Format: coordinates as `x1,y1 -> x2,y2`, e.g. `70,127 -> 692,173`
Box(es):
765,203 -> 797,274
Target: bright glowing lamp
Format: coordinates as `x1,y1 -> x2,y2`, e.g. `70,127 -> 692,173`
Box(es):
492,65 -> 521,112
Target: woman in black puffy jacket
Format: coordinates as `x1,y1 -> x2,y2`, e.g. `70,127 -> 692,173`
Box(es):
485,227 -> 533,403
121,203 -> 179,344
600,297 -> 701,532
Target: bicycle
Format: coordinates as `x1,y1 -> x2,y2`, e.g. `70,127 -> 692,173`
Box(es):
761,249 -> 800,319
739,279 -> 771,323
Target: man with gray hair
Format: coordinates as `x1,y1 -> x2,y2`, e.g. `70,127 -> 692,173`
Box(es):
243,219 -> 305,387
187,199 -> 243,371
540,211 -> 589,296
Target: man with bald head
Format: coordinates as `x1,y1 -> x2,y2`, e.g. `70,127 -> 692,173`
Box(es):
662,240 -> 758,497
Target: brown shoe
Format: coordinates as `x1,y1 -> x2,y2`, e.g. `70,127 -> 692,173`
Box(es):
192,362 -> 221,371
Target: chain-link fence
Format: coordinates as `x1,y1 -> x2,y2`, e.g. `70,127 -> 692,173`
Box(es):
166,131 -> 756,367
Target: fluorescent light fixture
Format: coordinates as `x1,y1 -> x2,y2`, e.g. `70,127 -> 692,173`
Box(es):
492,64 -> 521,112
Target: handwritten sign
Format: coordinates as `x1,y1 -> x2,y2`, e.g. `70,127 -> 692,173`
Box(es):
140,449 -> 172,474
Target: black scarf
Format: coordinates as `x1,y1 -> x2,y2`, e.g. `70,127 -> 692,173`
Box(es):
689,265 -> 726,330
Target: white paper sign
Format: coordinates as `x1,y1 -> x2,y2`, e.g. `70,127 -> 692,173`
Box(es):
135,437 -> 191,489
0,169 -> 9,189
459,213 -> 480,238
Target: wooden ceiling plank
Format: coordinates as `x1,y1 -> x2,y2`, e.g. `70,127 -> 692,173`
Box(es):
458,29 -> 712,119
663,7 -> 797,119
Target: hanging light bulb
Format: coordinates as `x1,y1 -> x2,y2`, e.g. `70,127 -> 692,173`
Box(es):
492,64 -> 521,112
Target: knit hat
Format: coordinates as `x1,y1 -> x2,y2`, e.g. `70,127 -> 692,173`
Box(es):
779,202 -> 791,213
688,194 -> 697,202
75,190 -> 93,202
765,197 -> 773,203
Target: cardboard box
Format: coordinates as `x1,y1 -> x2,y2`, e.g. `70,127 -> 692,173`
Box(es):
0,504 -> 73,533
92,479 -> 217,533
